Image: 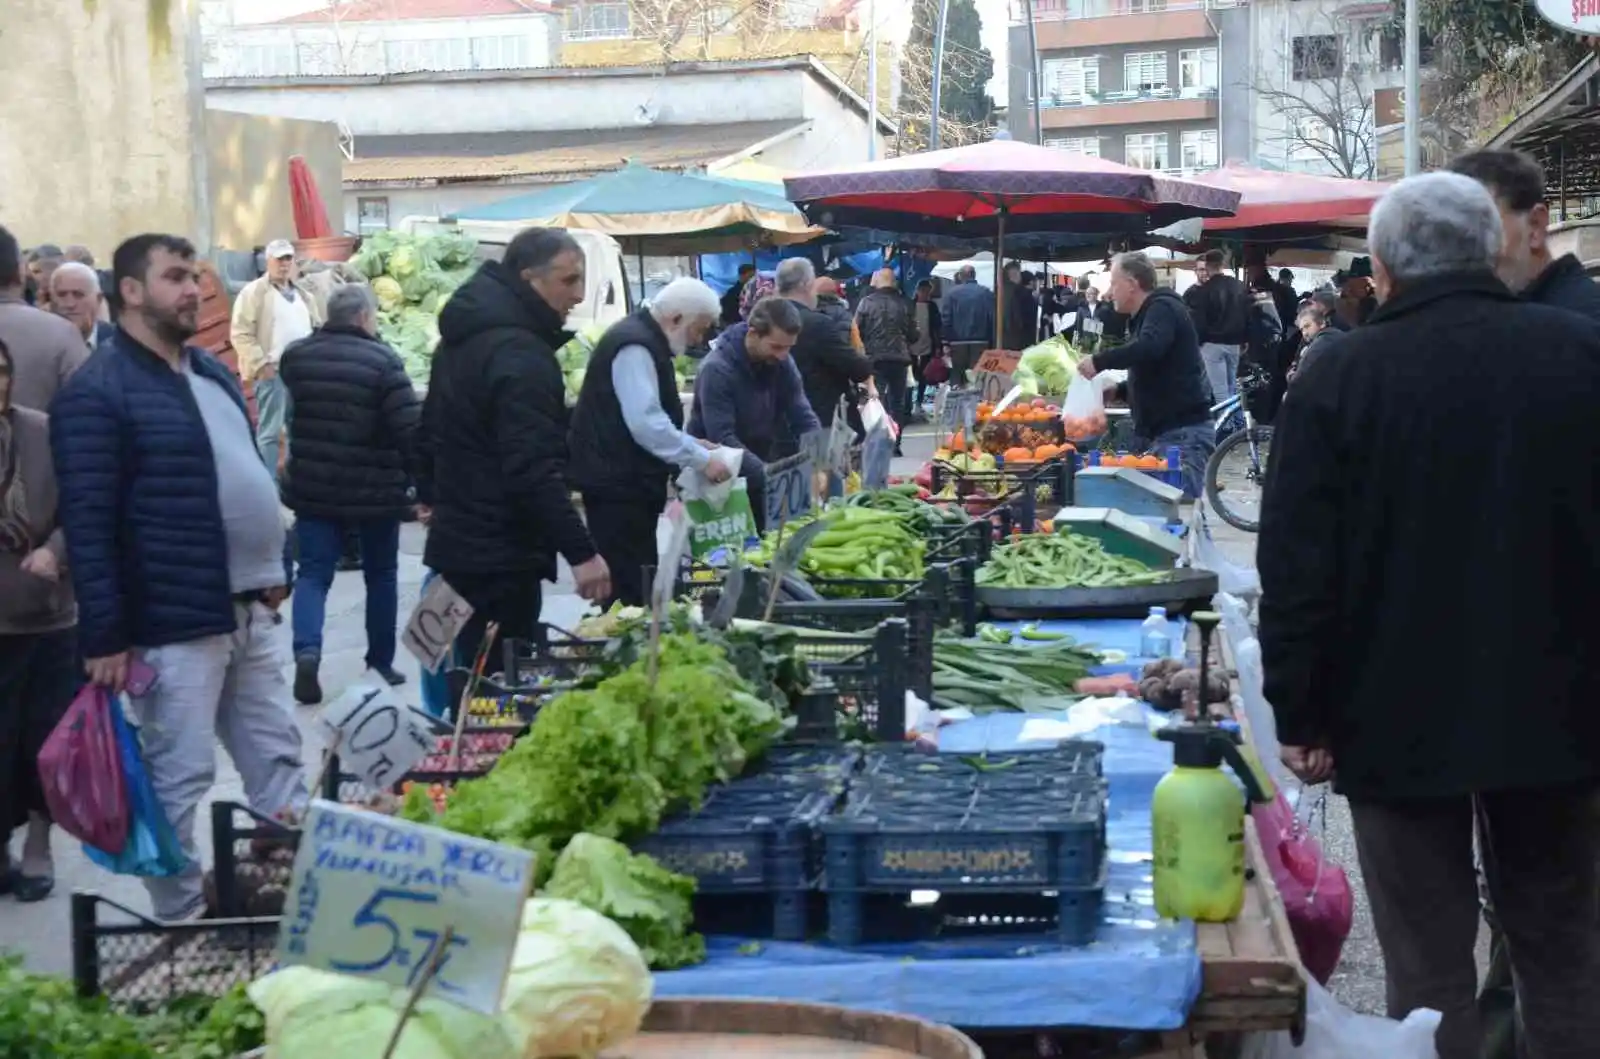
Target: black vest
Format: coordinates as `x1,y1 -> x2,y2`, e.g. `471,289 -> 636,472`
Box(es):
567,309 -> 685,506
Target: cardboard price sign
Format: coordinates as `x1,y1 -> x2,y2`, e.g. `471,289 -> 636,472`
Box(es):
971,350 -> 1020,404
402,577 -> 474,672
763,453 -> 814,529
320,686 -> 437,790
278,800 -> 535,1016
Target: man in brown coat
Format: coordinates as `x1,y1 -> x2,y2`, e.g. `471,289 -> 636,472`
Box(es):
0,226 -> 89,412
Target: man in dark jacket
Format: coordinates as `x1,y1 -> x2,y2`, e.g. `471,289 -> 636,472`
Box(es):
1077,253 -> 1214,497
1451,148 -> 1600,323
721,264 -> 756,327
1260,173 -> 1600,1059
1183,249 -> 1250,407
51,233 -> 306,921
940,264 -> 995,385
774,257 -> 873,432
855,268 -> 918,436
1002,263 -> 1038,350
908,278 -> 943,416
568,279 -> 730,607
419,227 -> 610,667
279,284 -> 421,704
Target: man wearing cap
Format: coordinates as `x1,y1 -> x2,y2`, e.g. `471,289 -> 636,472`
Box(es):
231,240 -> 323,485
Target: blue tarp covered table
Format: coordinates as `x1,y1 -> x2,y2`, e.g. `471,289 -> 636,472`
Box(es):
653,694 -> 1204,1030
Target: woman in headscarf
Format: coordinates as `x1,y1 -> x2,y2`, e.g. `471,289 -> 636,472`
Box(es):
0,335 -> 79,901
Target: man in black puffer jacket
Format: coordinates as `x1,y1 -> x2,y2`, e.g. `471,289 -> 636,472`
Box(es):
418,228 -> 610,673
280,283 -> 421,704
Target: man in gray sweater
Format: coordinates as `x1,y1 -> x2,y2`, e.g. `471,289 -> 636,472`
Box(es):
0,226 -> 90,413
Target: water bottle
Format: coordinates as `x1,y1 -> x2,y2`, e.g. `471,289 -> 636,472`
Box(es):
1139,606 -> 1173,659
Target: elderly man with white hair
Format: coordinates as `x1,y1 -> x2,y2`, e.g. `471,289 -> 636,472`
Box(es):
1259,171 -> 1600,1059
48,261 -> 114,351
567,277 -> 731,607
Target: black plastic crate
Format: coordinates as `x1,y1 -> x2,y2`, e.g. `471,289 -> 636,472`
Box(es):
929,458 -> 1074,536
806,618 -> 910,742
745,746 -> 862,789
926,519 -> 992,566
632,784 -> 838,941
824,866 -> 1107,948
858,741 -> 1105,788
70,892 -> 280,1004
208,802 -> 300,920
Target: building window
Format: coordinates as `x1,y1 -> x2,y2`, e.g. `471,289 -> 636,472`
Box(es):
565,1 -> 631,40
1041,56 -> 1100,104
1046,137 -> 1101,157
1179,47 -> 1217,91
1124,132 -> 1169,170
1293,35 -> 1342,80
357,197 -> 389,235
1180,129 -> 1218,169
1123,51 -> 1168,93
472,35 -> 531,69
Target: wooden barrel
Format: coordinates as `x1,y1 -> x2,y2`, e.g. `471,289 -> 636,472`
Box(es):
600,998 -> 984,1059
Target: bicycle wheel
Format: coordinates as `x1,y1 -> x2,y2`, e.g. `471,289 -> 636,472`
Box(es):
1205,425 -> 1273,533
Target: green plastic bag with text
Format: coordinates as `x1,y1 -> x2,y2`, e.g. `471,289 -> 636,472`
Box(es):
684,480 -> 758,560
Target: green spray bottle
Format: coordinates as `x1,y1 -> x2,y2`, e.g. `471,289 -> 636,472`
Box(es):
1151,611 -> 1271,922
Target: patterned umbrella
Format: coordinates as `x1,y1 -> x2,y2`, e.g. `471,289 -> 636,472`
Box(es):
1192,161 -> 1391,233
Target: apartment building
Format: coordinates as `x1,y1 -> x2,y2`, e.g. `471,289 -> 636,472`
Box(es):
1006,1 -> 1251,172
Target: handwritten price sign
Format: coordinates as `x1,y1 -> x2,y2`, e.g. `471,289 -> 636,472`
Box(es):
763,452 -> 814,530
971,349 -> 1020,405
320,685 -> 437,790
403,577 -> 474,672
278,800 -> 535,1015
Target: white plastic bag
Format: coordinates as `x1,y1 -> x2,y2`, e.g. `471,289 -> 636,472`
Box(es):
675,446 -> 745,507
1241,975 -> 1441,1059
1188,501 -> 1261,599
1061,373 -> 1108,442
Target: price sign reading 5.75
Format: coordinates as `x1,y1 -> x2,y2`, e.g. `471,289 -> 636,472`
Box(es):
277,800 -> 535,1015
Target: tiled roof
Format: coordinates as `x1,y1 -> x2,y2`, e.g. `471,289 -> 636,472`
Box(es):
342,120 -> 808,185
274,0 -> 551,24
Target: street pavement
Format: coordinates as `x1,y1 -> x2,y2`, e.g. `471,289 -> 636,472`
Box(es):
0,423 -> 1418,1017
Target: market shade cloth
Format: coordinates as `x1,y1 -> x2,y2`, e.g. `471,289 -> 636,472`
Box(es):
783,140 -> 1240,239
447,162 -> 824,253
1192,161 -> 1391,232
288,155 -> 334,240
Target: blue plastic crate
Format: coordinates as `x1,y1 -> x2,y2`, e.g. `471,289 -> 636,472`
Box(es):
825,862 -> 1108,948
858,742 -> 1104,787
822,782 -> 1106,891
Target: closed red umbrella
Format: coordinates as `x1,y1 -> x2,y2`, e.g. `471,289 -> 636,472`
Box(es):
1193,161 -> 1391,233
288,155 -> 334,240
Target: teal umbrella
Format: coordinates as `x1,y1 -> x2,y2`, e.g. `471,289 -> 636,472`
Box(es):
446,162 -> 822,254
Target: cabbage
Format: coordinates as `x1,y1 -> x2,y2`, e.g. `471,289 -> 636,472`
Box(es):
500,896 -> 654,1058
428,230 -> 480,270
544,834 -> 702,971
1018,335 -> 1080,395
372,276 -> 404,312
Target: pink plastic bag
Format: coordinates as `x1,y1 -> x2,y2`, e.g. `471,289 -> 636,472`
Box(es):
1252,790 -> 1353,984
36,684 -> 128,855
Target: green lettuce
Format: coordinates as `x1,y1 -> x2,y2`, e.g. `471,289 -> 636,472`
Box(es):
544,835 -> 704,971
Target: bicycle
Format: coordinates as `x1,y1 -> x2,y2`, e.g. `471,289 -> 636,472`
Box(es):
1203,368 -> 1273,533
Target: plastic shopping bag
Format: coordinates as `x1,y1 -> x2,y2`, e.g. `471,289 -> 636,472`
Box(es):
1252,790 -> 1355,985
923,353 -> 950,385
860,396 -> 901,443
1061,373 -> 1109,443
1241,973 -> 1440,1059
36,683 -> 128,854
683,479 -> 759,559
83,696 -> 188,878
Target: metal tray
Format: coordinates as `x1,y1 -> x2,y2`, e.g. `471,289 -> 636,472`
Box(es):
976,567 -> 1219,618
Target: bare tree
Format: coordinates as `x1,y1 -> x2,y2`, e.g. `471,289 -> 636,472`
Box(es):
621,0 -> 805,63
1252,26 -> 1378,179
893,34 -> 993,153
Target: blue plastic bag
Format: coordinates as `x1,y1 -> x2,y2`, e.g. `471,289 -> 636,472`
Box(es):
83,697 -> 188,877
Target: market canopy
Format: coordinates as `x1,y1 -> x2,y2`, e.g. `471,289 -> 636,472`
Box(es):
783,139 -> 1240,240
1190,161 -> 1391,237
447,162 -> 824,254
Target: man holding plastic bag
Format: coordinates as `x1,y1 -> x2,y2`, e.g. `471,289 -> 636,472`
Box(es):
1075,252 -> 1214,497
687,297 -> 821,534
568,279 -> 730,607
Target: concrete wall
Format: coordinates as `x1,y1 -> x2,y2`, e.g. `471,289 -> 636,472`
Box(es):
341,184 -> 531,233
1215,4 -> 1253,164
207,66 -> 811,136
0,0 -> 212,258
206,109 -> 345,250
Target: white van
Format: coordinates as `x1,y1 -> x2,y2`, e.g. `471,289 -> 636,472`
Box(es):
395,216 -> 633,332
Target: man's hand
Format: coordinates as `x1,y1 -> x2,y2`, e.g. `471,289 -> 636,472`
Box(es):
20,548 -> 59,582
256,362 -> 278,382
572,555 -> 612,604
1077,355 -> 1099,380
260,585 -> 290,611
1281,745 -> 1335,785
86,652 -> 130,694
704,461 -> 733,484
414,504 -> 433,526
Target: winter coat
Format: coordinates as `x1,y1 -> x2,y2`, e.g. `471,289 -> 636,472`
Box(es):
785,297 -> 872,428
1522,253 -> 1600,324
1183,274 -> 1251,346
50,329 -> 292,659
1259,272 -> 1600,801
278,324 -> 422,521
229,275 -> 325,383
854,288 -> 918,365
687,323 -> 821,464
1087,288 -> 1211,440
418,262 -> 595,581
940,281 -> 996,344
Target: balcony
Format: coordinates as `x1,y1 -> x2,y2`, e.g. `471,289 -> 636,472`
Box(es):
1039,87 -> 1219,129
1032,4 -> 1221,48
